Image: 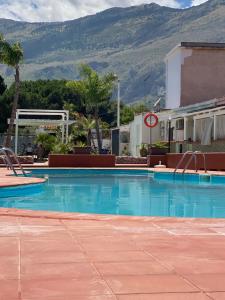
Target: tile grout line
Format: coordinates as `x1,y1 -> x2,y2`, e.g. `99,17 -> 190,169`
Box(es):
130,238 -> 212,295
60,219 -> 116,297
18,220 -> 22,300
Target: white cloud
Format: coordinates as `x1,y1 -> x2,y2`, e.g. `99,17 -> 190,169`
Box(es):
0,0 -> 181,22
191,0 -> 207,6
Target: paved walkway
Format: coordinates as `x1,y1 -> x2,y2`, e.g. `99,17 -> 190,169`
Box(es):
0,209 -> 225,299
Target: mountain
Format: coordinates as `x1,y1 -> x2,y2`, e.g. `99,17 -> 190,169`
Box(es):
0,0 -> 225,104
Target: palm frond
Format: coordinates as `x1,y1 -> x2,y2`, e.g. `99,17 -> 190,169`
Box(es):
0,35 -> 23,67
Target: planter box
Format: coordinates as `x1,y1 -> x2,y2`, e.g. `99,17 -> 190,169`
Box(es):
147,155 -> 166,167
150,147 -> 168,155
73,147 -> 92,154
166,152 -> 225,171
0,155 -> 34,165
116,156 -> 147,164
48,154 -> 116,168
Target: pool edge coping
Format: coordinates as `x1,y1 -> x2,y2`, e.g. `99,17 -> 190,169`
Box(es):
1,207 -> 225,222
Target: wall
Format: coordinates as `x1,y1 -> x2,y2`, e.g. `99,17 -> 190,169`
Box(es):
171,140 -> 225,153
181,49 -> 225,106
130,114 -> 143,156
167,153 -> 225,171
48,154 -> 116,167
165,48 -> 181,109
165,48 -> 192,109
0,156 -> 33,165
129,114 -> 165,157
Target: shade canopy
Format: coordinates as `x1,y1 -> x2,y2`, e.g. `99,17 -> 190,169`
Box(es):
13,109 -> 75,154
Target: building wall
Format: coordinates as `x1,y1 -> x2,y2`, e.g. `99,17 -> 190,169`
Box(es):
181,49 -> 225,106
165,48 -> 192,109
130,114 -> 143,156
165,48 -> 181,109
129,114 -> 165,157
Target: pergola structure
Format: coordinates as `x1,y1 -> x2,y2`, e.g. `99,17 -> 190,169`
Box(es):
12,109 -> 75,154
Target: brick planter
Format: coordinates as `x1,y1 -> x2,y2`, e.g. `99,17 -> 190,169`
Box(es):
166,152 -> 225,171
147,155 -> 167,167
116,156 -> 147,164
0,155 -> 34,165
48,154 -> 116,168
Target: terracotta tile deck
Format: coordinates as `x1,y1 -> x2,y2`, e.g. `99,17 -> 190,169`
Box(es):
0,209 -> 223,299
1,168 -> 225,299
0,169 -> 45,187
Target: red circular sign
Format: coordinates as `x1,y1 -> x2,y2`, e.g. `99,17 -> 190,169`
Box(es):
144,113 -> 158,128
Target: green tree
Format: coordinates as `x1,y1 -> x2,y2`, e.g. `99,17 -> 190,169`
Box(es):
120,103 -> 149,125
35,133 -> 56,154
0,33 -> 23,147
67,64 -> 115,152
75,114 -> 96,146
132,103 -> 149,114
121,105 -> 134,124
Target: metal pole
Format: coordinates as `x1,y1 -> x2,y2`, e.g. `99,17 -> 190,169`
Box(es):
168,118 -> 171,153
117,79 -> 120,128
15,111 -> 18,155
66,111 -> 69,143
61,115 -> 65,144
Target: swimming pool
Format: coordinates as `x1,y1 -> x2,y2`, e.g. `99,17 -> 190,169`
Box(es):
0,169 -> 225,218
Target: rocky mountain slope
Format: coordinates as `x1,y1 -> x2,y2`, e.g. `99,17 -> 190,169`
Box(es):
0,0 -> 225,104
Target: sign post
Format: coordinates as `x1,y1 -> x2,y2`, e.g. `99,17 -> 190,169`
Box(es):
144,112 -> 159,150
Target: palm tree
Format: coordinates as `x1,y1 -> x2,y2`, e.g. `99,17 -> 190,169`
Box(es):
67,64 -> 115,152
0,33 -> 23,148
77,114 -> 96,146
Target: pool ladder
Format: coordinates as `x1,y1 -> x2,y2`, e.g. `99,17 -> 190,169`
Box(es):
174,151 -> 207,175
0,146 -> 27,176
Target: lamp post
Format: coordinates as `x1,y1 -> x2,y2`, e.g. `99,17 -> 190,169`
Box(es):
168,116 -> 172,153
113,74 -> 120,128
117,78 -> 120,128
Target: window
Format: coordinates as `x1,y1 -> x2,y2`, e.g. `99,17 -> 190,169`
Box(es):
160,121 -> 165,138
176,119 -> 184,130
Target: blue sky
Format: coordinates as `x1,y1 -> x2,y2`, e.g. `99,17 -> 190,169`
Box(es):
0,0 -> 208,22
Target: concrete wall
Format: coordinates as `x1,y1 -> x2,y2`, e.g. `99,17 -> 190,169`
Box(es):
130,114 -> 165,157
181,49 -> 225,106
165,48 -> 192,109
130,114 -> 143,156
165,48 -> 181,109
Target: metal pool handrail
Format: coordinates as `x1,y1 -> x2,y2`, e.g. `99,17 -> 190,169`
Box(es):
194,151 -> 207,173
174,150 -> 207,175
0,146 -> 27,176
174,151 -> 193,174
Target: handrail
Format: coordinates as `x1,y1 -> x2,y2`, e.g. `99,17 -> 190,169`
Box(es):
0,148 -> 17,175
0,146 -> 27,176
182,152 -> 197,174
173,151 -> 193,174
194,151 -> 207,173
174,150 -> 207,175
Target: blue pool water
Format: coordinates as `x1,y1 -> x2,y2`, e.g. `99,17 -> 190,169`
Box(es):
1,169 -> 225,218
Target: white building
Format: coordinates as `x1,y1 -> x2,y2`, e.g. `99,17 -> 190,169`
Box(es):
129,111 -> 172,156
